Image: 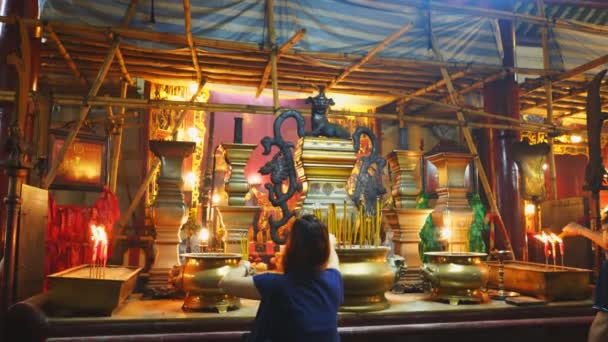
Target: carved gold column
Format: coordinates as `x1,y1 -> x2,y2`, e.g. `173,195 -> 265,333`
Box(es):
387,150 -> 423,208
212,143 -> 259,253
294,136 -> 357,215
149,140 -> 195,286
383,150 -> 432,275
426,152 -> 474,253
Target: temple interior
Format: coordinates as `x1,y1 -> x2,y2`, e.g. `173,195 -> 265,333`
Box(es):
1,0 -> 608,341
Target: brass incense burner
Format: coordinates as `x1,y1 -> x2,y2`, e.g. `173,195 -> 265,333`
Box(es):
422,252 -> 489,305
179,253 -> 242,312
337,246 -> 395,312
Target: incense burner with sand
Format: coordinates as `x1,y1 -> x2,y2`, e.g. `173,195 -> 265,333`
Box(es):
179,252 -> 242,312
421,251 -> 489,304
337,246 -> 395,312
47,264 -> 142,316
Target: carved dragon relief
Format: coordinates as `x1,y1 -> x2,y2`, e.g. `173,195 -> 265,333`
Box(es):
351,127 -> 387,216
585,69 -> 608,194
258,110 -> 306,244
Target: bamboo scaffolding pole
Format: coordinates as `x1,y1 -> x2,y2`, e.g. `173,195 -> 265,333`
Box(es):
394,69 -> 468,106
427,30 -> 515,257
327,23 -> 412,90
0,16 -> 560,78
183,0 -> 202,84
115,46 -> 135,86
256,28 -> 305,97
41,0 -> 140,189
523,53 -> 608,97
45,24 -> 88,87
108,82 -> 128,193
266,0 -> 280,111
0,89 -> 581,134
403,94 -> 554,130
538,0 -> 558,200
117,81 -> 206,227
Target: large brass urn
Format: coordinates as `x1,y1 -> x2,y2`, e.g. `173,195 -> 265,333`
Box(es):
180,253 -> 242,312
421,251 -> 489,304
337,246 -> 395,312
149,140 -> 195,286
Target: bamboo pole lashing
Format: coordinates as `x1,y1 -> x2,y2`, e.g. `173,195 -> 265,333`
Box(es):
427,30 -> 515,257
256,28 -> 306,98
41,0 -> 139,189
326,23 -> 412,90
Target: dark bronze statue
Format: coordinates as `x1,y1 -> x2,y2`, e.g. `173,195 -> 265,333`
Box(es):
351,127 -> 387,216
306,87 -> 350,138
258,110 -> 306,244
585,69 -> 608,194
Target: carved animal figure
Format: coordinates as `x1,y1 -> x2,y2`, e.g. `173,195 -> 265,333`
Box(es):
306,87 -> 350,139
352,127 -> 387,216
258,110 -> 306,244
585,70 -> 608,194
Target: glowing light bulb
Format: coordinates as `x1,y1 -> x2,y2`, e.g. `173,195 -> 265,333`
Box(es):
570,135 -> 582,143
248,174 -> 262,185
440,227 -> 451,241
525,203 -> 536,215
189,82 -> 199,94
199,228 -> 210,242
542,163 -> 548,171
212,194 -> 220,204
187,127 -> 199,141
184,172 -> 197,187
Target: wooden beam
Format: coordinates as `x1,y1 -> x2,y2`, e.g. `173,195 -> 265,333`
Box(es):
256,28 -> 305,98
45,24 -> 88,87
326,23 -> 412,90
183,0 -> 202,83
426,30 -> 515,257
41,0 -> 139,189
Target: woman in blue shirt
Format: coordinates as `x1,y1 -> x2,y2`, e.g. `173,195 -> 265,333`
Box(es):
220,215 -> 343,342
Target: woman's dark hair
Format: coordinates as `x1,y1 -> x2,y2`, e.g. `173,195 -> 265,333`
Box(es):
282,215 -> 330,280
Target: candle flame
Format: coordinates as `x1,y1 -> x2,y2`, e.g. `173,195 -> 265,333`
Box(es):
549,232 -> 562,243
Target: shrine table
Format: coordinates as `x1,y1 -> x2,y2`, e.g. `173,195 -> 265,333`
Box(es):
6,292 -> 594,341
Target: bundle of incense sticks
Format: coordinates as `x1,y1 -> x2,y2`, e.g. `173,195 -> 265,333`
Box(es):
319,199 -> 383,248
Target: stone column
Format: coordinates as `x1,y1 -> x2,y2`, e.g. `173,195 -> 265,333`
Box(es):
149,140 -> 195,287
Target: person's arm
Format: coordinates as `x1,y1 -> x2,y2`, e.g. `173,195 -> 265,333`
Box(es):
562,222 -> 608,250
219,262 -> 261,300
326,233 -> 340,271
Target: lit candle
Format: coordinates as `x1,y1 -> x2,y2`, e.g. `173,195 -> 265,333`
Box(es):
533,232 -> 549,265
549,232 -> 557,269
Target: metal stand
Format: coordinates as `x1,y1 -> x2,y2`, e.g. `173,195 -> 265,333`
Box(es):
489,250 -> 520,300
0,123 -> 31,312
